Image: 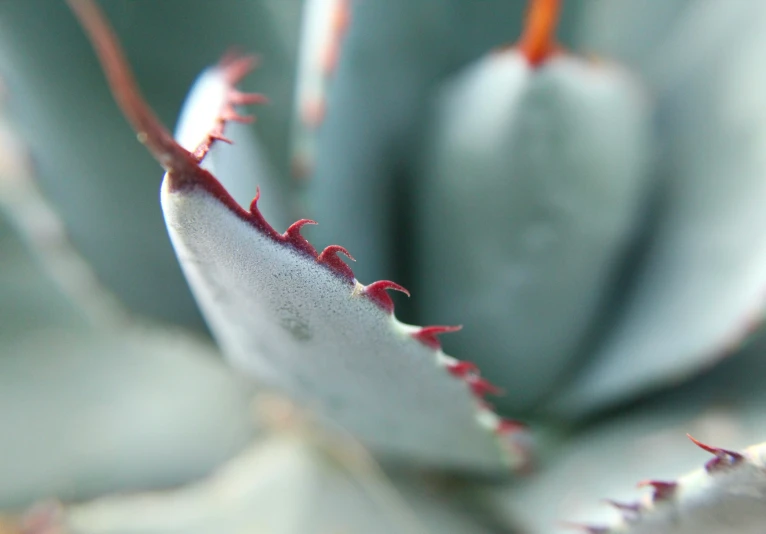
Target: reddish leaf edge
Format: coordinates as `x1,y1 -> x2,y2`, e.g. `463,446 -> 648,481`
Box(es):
562,435 -> 753,533
67,0 -> 529,468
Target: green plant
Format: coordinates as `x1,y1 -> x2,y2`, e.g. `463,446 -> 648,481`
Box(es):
2,0 -> 766,532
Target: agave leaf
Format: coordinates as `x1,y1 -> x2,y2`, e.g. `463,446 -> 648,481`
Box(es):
417,46 -> 653,410
0,93 -> 93,338
69,0 -> 527,472
548,1 -> 766,417
576,0 -> 691,70
289,0 -> 349,181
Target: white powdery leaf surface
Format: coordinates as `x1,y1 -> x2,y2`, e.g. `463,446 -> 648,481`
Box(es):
161,179 -> 522,471
418,49 -> 653,410
67,0 -> 524,473
549,0 -> 766,417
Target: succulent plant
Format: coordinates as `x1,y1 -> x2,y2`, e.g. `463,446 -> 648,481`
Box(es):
2,0 -> 766,532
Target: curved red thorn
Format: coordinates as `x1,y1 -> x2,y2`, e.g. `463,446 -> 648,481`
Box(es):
317,245 -> 356,282
467,376 -> 504,398
446,361 -> 479,377
637,480 -> 677,502
192,67 -> 265,162
66,0 -> 198,175
246,187 -> 282,241
230,90 -> 268,106
284,218 -> 318,236
218,52 -> 260,84
209,133 -> 233,144
283,219 -> 319,257
363,280 -> 410,314
687,434 -> 744,472
412,325 -> 462,349
497,419 -> 526,435
221,108 -> 255,124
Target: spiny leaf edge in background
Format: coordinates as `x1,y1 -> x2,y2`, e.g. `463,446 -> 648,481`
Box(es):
568,436 -> 766,534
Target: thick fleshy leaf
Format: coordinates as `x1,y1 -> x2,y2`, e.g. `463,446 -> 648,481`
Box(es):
43,430 -> 500,534
417,49 -> 652,410
289,0 -> 349,181
69,0 -> 527,472
482,334 -> 766,533
0,328 -> 256,510
162,179 -> 523,470
548,1 -> 766,417
305,0 -> 528,284
576,0 -> 691,71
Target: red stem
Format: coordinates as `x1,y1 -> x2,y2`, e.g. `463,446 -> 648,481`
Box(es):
66,0 -> 198,174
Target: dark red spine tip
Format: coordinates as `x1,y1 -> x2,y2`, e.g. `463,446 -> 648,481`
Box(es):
363,280 -> 410,314
687,434 -> 744,472
412,325 -> 462,349
283,219 -> 320,257
317,245 -> 356,282
637,480 -> 677,502
497,419 -> 526,435
467,376 -> 504,398
446,361 -> 480,377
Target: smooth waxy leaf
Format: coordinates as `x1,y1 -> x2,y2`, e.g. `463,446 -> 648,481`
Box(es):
418,47 -> 652,410
549,1 -> 766,417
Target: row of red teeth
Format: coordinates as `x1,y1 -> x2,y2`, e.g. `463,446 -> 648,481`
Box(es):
566,434 -> 747,533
